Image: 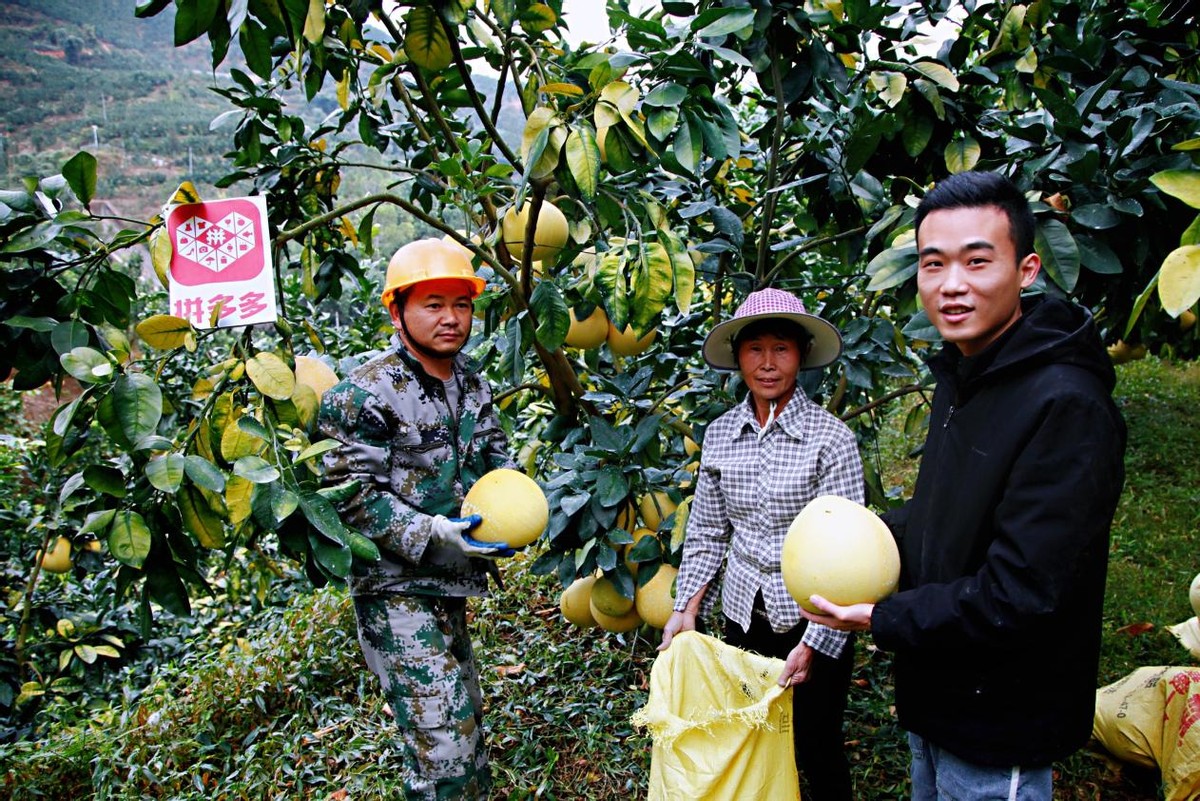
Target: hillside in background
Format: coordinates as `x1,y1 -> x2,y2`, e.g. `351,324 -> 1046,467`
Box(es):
0,0 -> 234,221
0,0 -> 523,247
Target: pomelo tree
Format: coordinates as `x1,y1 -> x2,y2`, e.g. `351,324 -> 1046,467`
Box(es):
1,0 -> 1198,720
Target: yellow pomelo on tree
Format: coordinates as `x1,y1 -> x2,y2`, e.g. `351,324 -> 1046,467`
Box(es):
294,355 -> 339,399
37,537 -> 72,574
565,307 -> 609,349
560,574 -> 599,628
638,491 -> 678,531
615,500 -> 637,533
1190,572 -> 1200,618
501,200 -> 569,263
460,468 -> 549,548
590,575 -> 634,617
781,495 -> 900,614
591,599 -> 643,633
635,564 -> 679,629
607,322 -> 656,357
623,527 -> 657,573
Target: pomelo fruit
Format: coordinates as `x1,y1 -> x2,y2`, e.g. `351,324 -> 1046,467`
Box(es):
635,564 -> 679,629
37,537 -> 72,574
607,323 -> 656,357
591,600 -> 643,633
781,495 -> 899,614
294,355 -> 339,399
590,575 -> 634,617
1190,572 -> 1200,618
623,527 -> 657,573
460,468 -> 549,548
638,491 -> 677,531
560,574 -> 599,628
565,307 -> 609,349
501,200 -> 569,263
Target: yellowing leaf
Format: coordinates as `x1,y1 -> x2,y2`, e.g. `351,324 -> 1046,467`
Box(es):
221,418 -> 266,462
944,136 -> 981,174
1158,245 -> 1200,317
404,5 -> 453,71
336,69 -> 350,110
149,228 -> 172,289
565,127 -> 601,201
912,61 -> 959,92
135,315 -> 193,350
167,181 -> 202,206
303,0 -> 325,44
1151,170 -> 1200,209
872,70 -> 908,107
542,82 -> 584,97
179,485 -> 226,548
245,352 -> 297,400
225,475 -> 254,525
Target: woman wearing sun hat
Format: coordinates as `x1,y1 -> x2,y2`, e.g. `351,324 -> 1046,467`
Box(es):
657,287 -> 865,801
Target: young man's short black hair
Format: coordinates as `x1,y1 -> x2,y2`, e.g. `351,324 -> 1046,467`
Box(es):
914,172 -> 1036,260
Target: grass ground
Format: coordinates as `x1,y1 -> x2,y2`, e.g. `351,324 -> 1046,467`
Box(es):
1,358 -> 1196,799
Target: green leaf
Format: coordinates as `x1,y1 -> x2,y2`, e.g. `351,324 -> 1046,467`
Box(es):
530,281 -> 570,351
298,491 -> 349,546
1151,170 -> 1200,209
51,321 -> 89,356
1034,218 -> 1080,292
175,0 -> 221,46
83,464 -> 126,498
109,510 -> 151,568
565,127 -> 600,202
630,243 -> 675,333
295,439 -> 341,464
866,241 -> 919,291
233,455 -> 281,484
62,152 -> 98,208
79,509 -> 117,536
643,82 -> 687,107
309,531 -> 352,579
1157,245 -> 1200,317
61,347 -> 113,384
692,7 -> 755,38
184,455 -> 227,493
145,453 -> 186,493
112,373 -> 163,447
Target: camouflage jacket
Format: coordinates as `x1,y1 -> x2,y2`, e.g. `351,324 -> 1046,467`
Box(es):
317,333 -> 512,597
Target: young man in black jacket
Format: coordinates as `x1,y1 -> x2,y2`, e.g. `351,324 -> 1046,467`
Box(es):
802,171 -> 1126,800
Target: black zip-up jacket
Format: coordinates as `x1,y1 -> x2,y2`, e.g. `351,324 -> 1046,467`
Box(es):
871,295 -> 1126,767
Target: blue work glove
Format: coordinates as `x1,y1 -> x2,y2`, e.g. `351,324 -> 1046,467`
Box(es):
430,514 -> 515,559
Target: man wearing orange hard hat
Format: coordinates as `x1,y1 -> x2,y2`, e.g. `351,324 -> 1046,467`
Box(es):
318,237 -> 515,799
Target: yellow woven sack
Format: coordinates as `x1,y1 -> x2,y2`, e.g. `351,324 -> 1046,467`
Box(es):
631,631 -> 800,801
1093,666 -> 1200,801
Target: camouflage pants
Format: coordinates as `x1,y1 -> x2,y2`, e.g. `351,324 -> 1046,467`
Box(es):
354,594 -> 490,800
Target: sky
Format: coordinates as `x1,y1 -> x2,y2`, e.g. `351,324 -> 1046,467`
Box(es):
559,0 -> 616,46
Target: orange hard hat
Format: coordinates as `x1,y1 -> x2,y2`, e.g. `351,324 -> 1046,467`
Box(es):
380,238 -> 486,310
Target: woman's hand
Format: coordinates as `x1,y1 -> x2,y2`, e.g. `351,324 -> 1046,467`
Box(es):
778,642 -> 814,687
657,610 -> 697,651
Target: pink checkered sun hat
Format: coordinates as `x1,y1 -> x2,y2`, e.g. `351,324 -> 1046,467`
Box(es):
702,287 -> 843,371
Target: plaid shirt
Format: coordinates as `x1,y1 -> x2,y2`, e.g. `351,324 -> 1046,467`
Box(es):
675,391 -> 865,658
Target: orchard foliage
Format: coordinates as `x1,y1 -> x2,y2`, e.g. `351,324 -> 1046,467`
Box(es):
0,0 -> 1198,728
